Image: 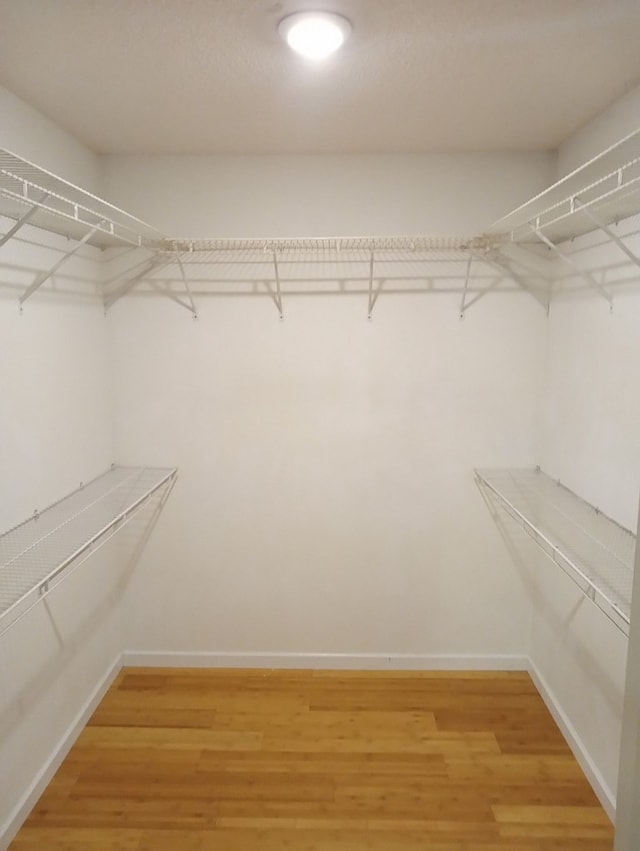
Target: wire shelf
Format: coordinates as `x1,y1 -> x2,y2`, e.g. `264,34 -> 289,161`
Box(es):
165,235 -> 495,254
476,468 -> 636,635
488,127 -> 640,245
0,149 -> 165,249
0,465 -> 177,635
3,130 -> 640,313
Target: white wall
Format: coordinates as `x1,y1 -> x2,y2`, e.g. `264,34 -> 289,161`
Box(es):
0,84 -> 101,192
615,499 -> 640,851
540,278 -> 640,531
556,81 -> 640,178
530,265 -> 637,803
101,151 -> 552,663
531,86 -> 640,816
102,151 -> 554,237
110,290 -> 544,659
530,182 -> 640,811
0,98 -> 121,845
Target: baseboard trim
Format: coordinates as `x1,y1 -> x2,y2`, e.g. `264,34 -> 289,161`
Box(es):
527,659 -> 616,821
122,650 -> 529,671
0,653 -> 123,851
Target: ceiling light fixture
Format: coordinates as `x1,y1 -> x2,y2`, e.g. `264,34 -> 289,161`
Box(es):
279,11 -> 351,61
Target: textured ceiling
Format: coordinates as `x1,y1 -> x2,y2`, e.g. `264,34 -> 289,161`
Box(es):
0,0 -> 640,155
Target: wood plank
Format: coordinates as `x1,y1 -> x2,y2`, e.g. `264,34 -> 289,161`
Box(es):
9,669 -> 615,850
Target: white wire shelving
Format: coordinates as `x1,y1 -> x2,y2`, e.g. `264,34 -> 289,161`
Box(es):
488,127 -> 640,245
0,465 -> 177,636
2,126 -> 640,316
484,127 -> 640,311
0,149 -> 164,250
476,468 -> 636,635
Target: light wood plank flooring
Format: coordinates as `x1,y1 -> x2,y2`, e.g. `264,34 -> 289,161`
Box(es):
10,668 -> 614,850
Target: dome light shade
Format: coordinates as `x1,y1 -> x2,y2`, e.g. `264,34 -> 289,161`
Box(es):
279,12 -> 351,60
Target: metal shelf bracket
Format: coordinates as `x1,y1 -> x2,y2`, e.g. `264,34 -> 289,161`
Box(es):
574,198 -> 640,271
272,252 -> 284,320
0,192 -> 50,249
104,254 -> 172,311
531,226 -> 613,307
175,252 -> 198,319
19,220 -> 106,306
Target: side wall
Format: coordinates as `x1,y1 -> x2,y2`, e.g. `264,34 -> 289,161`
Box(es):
0,83 -> 101,192
0,92 -> 120,846
556,80 -> 640,177
531,94 -> 640,809
615,500 -> 640,850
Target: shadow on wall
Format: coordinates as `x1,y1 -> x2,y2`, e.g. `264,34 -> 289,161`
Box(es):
0,484 -> 173,746
478,482 -> 626,719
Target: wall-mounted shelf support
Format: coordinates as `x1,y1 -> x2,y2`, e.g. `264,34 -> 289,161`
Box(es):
487,251 -> 550,313
272,252 -> 284,319
530,226 -> 613,307
495,252 -> 551,316
574,199 -> 640,270
465,249 -> 548,314
0,192 -> 50,249
459,256 -> 473,317
175,252 -> 198,319
19,220 -> 106,306
104,254 -> 172,311
367,250 -> 376,319
476,468 -> 635,635
0,465 -> 177,637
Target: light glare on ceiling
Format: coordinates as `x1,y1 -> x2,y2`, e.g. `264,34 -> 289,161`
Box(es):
279,12 -> 351,60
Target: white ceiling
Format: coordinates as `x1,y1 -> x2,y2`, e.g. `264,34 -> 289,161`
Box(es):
0,0 -> 640,156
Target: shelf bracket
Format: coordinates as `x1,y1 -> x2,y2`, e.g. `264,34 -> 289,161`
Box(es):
175,253 -> 198,319
492,251 -> 550,313
531,225 -> 613,307
573,198 -> 640,271
148,281 -> 197,316
473,251 -> 549,313
19,220 -> 105,306
104,254 -> 172,311
0,192 -> 50,249
499,243 -> 556,281
459,255 -> 473,317
272,252 -> 284,319
459,268 -> 504,313
367,251 -> 377,319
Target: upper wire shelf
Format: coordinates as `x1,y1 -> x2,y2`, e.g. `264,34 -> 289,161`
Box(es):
488,126 -> 640,245
476,468 -> 636,635
0,148 -> 165,249
164,235 -> 494,255
0,465 -> 177,636
3,127 -> 640,315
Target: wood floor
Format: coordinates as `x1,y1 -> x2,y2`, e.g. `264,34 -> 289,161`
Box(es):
10,668 -> 614,850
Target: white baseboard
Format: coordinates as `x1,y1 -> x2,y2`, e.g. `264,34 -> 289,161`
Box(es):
122,650 -> 529,671
527,659 -> 616,821
0,653 -> 123,851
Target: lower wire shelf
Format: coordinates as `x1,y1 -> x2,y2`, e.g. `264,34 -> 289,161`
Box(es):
476,468 -> 635,635
0,465 -> 177,636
